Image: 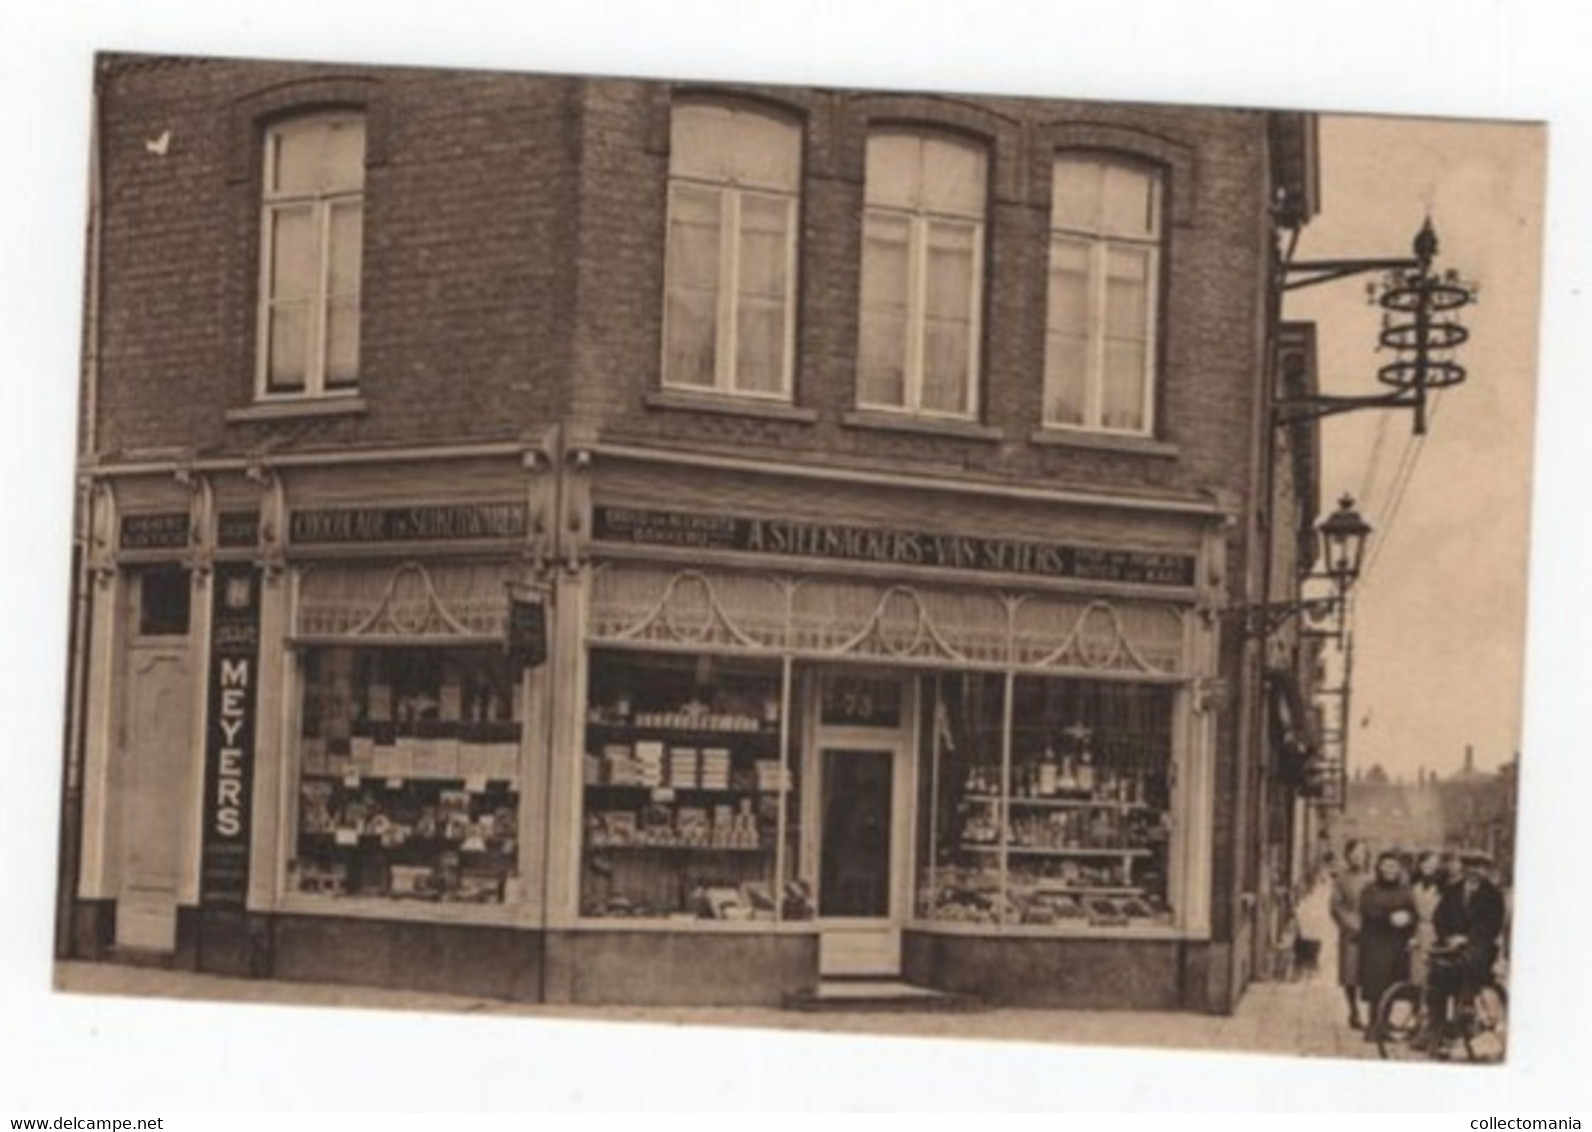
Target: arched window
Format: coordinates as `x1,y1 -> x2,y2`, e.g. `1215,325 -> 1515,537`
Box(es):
257,112 -> 366,398
663,102 -> 801,399
857,129 -> 986,418
1045,153 -> 1163,435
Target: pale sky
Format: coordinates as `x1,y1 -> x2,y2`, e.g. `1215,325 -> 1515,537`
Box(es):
1287,115 -> 1546,781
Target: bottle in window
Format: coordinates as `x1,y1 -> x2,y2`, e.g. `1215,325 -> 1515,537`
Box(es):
1037,745 -> 1059,797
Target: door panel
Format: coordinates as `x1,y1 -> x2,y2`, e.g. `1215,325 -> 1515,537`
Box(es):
819,748 -> 894,918
117,648 -> 191,950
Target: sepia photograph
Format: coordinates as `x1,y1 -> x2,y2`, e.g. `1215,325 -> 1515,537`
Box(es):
3,0 -> 1587,1116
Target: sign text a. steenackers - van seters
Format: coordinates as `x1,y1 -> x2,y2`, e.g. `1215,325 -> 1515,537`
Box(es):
591,506 -> 1195,588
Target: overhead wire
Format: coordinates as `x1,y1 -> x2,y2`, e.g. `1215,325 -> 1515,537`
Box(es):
1358,388 -> 1444,586
1358,406 -> 1392,510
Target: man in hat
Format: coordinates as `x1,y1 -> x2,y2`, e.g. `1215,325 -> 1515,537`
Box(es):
1418,850 -> 1506,1048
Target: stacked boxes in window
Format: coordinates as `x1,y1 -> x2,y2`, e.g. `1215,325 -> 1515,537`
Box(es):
633,740 -> 665,787
700,747 -> 731,791
667,747 -> 699,789
754,759 -> 791,793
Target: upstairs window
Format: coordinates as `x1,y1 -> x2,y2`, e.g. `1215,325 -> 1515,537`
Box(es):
1045,154 -> 1163,435
663,102 -> 800,399
858,130 -> 986,418
257,113 -> 366,398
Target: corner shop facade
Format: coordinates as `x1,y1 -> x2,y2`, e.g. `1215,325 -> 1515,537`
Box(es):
73,438 -> 1237,1008
61,56 -> 1316,1012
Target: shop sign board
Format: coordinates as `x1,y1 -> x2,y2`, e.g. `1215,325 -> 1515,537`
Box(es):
592,505 -> 1195,587
507,593 -> 548,669
119,511 -> 190,551
289,502 -> 528,545
199,563 -> 261,908
217,510 -> 261,549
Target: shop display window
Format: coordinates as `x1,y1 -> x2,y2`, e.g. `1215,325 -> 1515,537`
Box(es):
916,673 -> 1175,928
290,645 -> 522,905
581,649 -> 807,922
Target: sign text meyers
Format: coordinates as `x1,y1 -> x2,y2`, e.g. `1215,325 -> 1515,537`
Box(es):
199,563 -> 262,908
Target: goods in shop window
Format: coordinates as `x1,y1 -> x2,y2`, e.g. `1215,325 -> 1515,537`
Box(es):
667,747 -> 699,788
299,781 -> 335,833
780,880 -> 813,920
389,864 -> 434,899
455,868 -> 506,903
302,737 -> 328,775
743,882 -> 778,914
292,859 -> 347,896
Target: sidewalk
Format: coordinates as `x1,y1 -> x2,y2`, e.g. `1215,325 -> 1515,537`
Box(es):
50,886 -> 1372,1062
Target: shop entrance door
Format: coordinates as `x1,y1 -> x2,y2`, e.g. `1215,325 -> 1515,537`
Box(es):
115,644 -> 192,951
817,744 -> 906,975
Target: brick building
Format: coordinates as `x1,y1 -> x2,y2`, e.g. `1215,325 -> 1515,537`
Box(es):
58,53 -> 1324,1012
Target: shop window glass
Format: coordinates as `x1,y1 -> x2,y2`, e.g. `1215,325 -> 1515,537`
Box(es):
582,650 -> 807,921
290,645 -> 522,905
136,567 -> 191,637
916,673 -> 1175,928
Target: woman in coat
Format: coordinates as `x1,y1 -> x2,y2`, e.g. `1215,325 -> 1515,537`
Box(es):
1358,850 -> 1417,1038
1330,839 -> 1373,1028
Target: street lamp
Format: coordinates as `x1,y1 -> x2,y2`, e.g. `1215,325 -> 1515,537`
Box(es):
1274,220 -> 1477,436
1316,494 -> 1371,595
1224,495 -> 1373,639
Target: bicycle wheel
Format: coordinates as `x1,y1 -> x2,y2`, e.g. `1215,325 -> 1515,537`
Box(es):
1375,983 -> 1425,1060
1462,983 -> 1508,1063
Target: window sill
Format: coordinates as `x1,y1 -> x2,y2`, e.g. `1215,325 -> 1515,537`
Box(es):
226,396 -> 369,424
1029,429 -> 1179,459
645,390 -> 818,424
842,409 -> 1004,442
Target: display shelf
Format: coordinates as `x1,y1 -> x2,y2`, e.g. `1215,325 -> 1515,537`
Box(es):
299,832 -> 516,852
585,842 -> 772,853
587,721 -> 781,742
303,771 -> 520,789
960,844 -> 1154,858
964,793 -> 1155,811
585,782 -> 787,796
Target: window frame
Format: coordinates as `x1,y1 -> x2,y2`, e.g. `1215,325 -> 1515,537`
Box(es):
661,102 -> 802,402
856,129 -> 987,421
254,111 -> 367,402
1042,152 -> 1165,438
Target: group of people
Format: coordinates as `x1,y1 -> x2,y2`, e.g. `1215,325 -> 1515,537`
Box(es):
1328,839 -> 1506,1044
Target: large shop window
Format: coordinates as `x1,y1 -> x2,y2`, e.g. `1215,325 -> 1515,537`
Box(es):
581,650 -> 807,922
291,645 -> 522,905
1044,153 -> 1163,435
858,130 -> 987,418
258,112 -> 366,399
663,102 -> 801,399
916,674 -> 1175,928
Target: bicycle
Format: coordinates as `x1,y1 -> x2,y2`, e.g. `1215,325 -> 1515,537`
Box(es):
1373,944 -> 1508,1062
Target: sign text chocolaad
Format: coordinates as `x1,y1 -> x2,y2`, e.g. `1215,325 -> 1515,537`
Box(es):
289,502 -> 528,545
592,506 -> 1196,587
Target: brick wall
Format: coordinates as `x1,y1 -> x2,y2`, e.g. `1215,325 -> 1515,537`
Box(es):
574,82 -> 1277,506
91,58 -> 1279,513
92,55 -> 578,460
